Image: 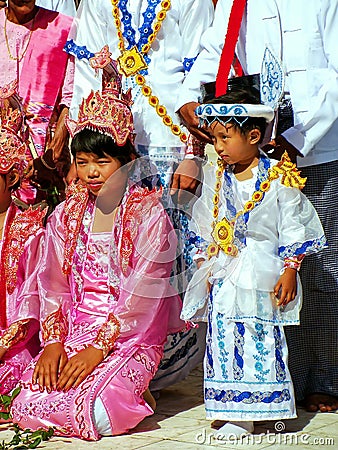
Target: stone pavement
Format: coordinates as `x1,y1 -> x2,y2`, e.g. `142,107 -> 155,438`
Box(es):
0,364 -> 337,450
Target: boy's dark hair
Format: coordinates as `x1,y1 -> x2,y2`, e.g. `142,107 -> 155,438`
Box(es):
71,128 -> 138,166
206,88 -> 268,143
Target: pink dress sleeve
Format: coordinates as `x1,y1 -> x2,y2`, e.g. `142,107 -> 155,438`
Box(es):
0,230 -> 44,352
37,204 -> 71,345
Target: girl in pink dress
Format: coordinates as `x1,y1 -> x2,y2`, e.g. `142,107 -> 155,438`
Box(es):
0,95 -> 46,399
11,84 -> 183,440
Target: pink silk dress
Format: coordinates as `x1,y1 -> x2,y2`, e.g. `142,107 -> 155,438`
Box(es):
0,203 -> 45,396
11,183 -> 183,440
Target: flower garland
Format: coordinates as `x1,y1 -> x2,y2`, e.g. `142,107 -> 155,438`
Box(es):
207,152 -> 307,259
111,0 -> 188,143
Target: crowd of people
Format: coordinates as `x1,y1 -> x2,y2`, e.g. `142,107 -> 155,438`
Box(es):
0,0 -> 336,442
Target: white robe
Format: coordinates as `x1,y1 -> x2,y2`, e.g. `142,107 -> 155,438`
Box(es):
67,0 -> 214,151
176,0 -> 338,167
182,156 -> 326,421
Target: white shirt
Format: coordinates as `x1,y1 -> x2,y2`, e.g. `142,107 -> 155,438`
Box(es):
67,0 -> 214,150
36,0 -> 76,16
176,0 -> 338,167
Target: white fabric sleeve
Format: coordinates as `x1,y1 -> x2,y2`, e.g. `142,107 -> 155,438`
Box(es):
67,0 -> 108,118
178,0 -> 214,66
281,3 -> 338,156
36,0 -> 77,16
175,0 -> 230,110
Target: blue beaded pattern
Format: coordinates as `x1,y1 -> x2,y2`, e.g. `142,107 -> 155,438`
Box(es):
206,287 -> 215,379
118,0 -> 162,75
183,56 -> 197,73
205,387 -> 291,404
251,323 -> 270,383
233,322 -> 245,380
260,47 -> 284,110
216,312 -> 229,380
64,39 -> 94,60
278,235 -> 327,258
221,155 -> 271,250
273,326 -> 286,382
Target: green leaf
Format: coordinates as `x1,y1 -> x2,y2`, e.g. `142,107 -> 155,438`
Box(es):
0,425 -> 54,449
28,437 -> 42,449
8,435 -> 20,445
11,387 -> 21,400
0,394 -> 12,408
23,431 -> 41,439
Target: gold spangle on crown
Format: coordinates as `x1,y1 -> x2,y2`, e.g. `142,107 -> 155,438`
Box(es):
75,90 -> 134,146
269,151 -> 307,189
117,46 -> 148,77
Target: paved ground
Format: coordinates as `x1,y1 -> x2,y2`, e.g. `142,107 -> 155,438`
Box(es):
0,364 -> 337,450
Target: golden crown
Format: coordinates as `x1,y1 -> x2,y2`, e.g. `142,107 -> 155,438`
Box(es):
73,87 -> 134,146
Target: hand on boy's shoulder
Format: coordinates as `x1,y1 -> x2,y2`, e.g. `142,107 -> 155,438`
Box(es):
263,135 -> 302,163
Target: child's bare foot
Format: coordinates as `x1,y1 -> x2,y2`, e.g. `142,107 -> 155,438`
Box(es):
143,388 -> 156,411
305,393 -> 338,412
211,420 -> 226,429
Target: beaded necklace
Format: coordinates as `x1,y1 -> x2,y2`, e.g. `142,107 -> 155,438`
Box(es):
117,0 -> 162,74
207,152 -> 307,259
4,9 -> 35,62
207,155 -> 272,259
111,0 -> 187,143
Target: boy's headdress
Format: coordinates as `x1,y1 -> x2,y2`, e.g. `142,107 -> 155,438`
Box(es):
67,60 -> 134,146
0,81 -> 27,174
196,48 -> 284,126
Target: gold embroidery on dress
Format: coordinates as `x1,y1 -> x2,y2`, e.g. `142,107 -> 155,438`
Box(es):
41,306 -> 68,344
4,205 -> 47,294
0,319 -> 30,349
92,313 -> 120,356
120,186 -> 161,274
63,181 -> 89,275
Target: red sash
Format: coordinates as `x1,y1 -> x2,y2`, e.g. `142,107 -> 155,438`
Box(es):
215,0 -> 246,97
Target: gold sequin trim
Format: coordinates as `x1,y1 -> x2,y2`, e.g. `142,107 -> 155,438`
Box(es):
0,319 -> 30,350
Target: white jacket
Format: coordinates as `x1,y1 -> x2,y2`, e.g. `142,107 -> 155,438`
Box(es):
177,0 -> 338,167
37,0 -> 76,16
67,0 -> 214,150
